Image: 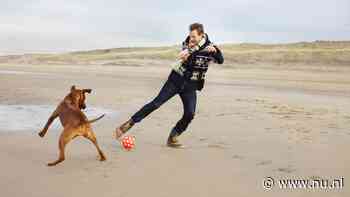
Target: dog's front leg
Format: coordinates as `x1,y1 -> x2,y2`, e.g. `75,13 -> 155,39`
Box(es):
39,109 -> 59,137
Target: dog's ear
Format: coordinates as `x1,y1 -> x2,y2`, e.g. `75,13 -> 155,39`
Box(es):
83,89 -> 92,94
71,85 -> 76,92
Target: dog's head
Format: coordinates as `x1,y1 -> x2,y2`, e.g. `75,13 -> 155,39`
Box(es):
69,85 -> 92,110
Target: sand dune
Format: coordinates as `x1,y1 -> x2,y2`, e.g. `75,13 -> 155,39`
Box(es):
1,41 -> 350,70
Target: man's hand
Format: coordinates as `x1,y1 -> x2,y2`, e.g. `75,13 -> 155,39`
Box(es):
178,49 -> 190,61
205,45 -> 217,53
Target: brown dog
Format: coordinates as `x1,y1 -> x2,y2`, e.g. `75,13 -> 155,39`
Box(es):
38,85 -> 106,166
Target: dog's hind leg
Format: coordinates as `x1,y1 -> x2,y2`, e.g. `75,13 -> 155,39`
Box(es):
39,108 -> 60,137
47,130 -> 72,166
84,131 -> 106,161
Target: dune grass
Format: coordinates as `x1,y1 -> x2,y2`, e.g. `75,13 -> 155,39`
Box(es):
0,41 -> 349,68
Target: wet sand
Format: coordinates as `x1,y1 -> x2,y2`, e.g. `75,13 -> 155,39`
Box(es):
0,64 -> 349,197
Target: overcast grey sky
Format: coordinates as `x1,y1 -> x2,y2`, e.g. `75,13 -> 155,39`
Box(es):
1,0 -> 349,54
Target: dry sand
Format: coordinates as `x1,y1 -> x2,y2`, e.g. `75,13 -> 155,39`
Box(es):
0,64 -> 349,197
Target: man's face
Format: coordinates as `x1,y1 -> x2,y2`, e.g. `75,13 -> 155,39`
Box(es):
189,30 -> 203,45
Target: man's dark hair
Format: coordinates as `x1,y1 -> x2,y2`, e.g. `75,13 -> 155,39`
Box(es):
189,23 -> 204,34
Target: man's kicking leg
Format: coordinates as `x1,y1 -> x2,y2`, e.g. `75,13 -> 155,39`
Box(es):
167,89 -> 197,147
115,79 -> 178,139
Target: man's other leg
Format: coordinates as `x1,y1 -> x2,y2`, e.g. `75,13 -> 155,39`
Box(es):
167,89 -> 197,146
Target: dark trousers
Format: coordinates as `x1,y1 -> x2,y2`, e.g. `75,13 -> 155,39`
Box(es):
131,72 -> 197,137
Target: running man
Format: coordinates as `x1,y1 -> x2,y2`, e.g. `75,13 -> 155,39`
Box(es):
115,23 -> 224,147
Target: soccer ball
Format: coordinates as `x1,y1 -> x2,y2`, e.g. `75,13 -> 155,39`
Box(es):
121,135 -> 135,151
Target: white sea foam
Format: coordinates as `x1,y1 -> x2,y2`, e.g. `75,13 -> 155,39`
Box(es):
0,70 -> 50,75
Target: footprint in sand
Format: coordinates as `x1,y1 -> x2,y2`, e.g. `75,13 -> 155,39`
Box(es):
264,127 -> 273,133
232,154 -> 244,160
198,137 -> 208,141
216,112 -> 239,117
208,143 -> 228,149
276,166 -> 295,174
281,115 -> 292,119
256,160 -> 272,166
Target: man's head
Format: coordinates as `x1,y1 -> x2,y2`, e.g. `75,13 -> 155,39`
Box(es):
69,85 -> 92,109
189,23 -> 204,45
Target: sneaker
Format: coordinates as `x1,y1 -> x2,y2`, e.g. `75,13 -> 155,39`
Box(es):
167,134 -> 183,148
115,119 -> 134,139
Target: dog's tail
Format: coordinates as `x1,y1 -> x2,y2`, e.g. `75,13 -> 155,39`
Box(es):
88,114 -> 105,124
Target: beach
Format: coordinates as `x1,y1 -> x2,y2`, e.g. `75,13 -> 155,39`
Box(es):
0,63 -> 349,197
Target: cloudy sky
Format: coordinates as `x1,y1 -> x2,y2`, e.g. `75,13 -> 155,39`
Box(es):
0,0 -> 349,54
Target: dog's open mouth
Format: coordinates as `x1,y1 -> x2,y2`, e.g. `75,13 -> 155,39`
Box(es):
0,105 -> 116,132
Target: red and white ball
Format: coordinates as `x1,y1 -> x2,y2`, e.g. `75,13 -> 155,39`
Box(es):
121,135 -> 135,151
